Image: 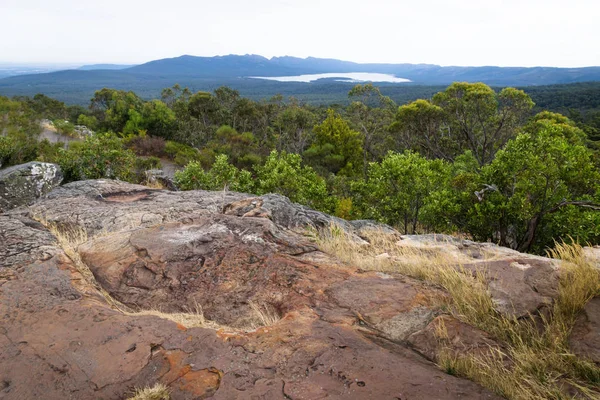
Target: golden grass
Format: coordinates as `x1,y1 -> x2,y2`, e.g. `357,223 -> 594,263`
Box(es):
144,179 -> 167,190
127,383 -> 170,400
317,224 -> 600,400
248,301 -> 281,328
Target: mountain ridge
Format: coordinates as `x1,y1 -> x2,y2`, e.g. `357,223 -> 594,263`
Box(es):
2,54 -> 600,104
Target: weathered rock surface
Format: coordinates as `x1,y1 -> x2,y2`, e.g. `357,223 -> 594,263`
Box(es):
0,162 -> 62,212
570,297 -> 600,364
399,235 -> 561,317
0,180 -> 503,399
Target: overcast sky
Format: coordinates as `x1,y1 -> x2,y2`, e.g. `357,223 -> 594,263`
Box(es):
1,0 -> 598,67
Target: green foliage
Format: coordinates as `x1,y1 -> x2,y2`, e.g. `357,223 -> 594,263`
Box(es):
305,109 -> 363,176
254,150 -> 333,212
465,121 -> 599,252
52,119 -> 76,137
57,133 -> 137,182
432,83 -> 534,165
272,103 -> 316,153
164,141 -> 202,166
76,114 -> 98,130
90,88 -> 144,133
208,125 -> 262,169
347,84 -> 396,173
394,82 -> 534,166
174,154 -> 253,192
353,151 -> 451,233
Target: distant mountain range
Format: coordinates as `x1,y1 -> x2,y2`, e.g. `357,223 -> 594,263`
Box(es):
1,54 -> 599,104
77,64 -> 136,71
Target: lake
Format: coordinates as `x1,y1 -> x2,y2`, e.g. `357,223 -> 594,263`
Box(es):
248,72 -> 411,83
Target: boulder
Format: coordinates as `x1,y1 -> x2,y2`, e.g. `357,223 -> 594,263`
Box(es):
398,234 -> 561,317
0,162 -> 62,213
144,169 -> 178,191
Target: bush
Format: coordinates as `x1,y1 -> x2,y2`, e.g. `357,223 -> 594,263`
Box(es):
254,150 -> 334,213
0,134 -> 39,168
165,141 -> 202,166
174,154 -> 254,193
127,135 -> 166,157
57,133 -> 137,182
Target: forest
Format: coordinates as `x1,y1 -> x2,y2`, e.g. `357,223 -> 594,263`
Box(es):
1,82 -> 599,254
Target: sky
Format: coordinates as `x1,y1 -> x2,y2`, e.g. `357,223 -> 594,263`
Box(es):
1,0 -> 599,67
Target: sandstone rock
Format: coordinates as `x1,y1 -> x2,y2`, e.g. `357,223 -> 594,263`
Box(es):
0,180 -> 501,399
0,162 -> 62,212
398,234 -> 561,318
569,297 -> 600,364
408,315 -> 501,362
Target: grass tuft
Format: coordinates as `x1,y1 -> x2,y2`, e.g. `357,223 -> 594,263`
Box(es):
127,383 -> 170,400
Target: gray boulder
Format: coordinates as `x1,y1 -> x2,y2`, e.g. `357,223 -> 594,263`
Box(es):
144,168 -> 178,190
0,162 -> 63,213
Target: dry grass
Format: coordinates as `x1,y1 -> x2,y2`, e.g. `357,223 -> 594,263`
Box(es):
124,303 -> 230,331
127,383 -> 170,400
144,179 -> 167,190
248,301 -> 281,328
317,224 -> 600,400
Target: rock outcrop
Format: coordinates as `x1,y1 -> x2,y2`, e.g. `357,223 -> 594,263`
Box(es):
0,162 -> 63,212
0,179 -> 597,399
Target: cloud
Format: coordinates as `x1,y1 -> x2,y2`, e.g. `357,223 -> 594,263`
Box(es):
1,0 -> 598,67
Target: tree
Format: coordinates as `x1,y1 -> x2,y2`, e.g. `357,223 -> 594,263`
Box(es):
393,83 -> 534,166
140,100 -> 177,139
353,151 -> 451,233
273,102 -> 316,153
254,150 -> 333,212
470,120 -> 600,252
304,109 -> 363,176
347,84 -> 396,175
431,83 -> 534,165
89,88 -> 144,133
57,133 -> 137,182
208,125 -> 262,170
391,99 -> 452,159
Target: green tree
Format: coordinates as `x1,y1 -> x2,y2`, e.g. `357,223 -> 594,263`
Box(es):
353,151 -> 451,233
76,114 -> 98,130
469,121 -> 600,252
90,88 -> 144,133
304,109 -> 363,176
208,125 -> 262,169
254,150 -> 333,212
347,84 -> 396,174
391,99 -> 453,159
432,83 -> 534,165
273,102 -> 317,153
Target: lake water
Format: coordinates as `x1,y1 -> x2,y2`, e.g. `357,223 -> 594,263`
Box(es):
249,72 -> 410,83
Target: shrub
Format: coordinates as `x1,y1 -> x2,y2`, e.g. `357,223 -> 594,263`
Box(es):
57,133 -> 137,182
174,154 -> 254,193
164,141 -> 202,166
254,150 -> 333,212
127,135 -> 166,157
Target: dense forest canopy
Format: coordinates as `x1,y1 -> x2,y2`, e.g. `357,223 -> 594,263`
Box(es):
1,81 -> 599,254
